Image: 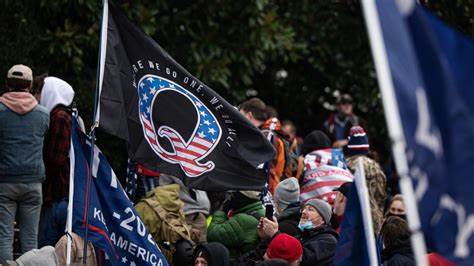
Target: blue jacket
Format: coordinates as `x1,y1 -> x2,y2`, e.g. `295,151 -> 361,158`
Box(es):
0,102 -> 49,183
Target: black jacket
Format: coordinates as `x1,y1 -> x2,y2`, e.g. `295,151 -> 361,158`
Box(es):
382,246 -> 415,266
278,204 -> 301,238
300,225 -> 339,266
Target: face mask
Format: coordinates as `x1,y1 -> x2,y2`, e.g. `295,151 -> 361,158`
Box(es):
298,221 -> 314,231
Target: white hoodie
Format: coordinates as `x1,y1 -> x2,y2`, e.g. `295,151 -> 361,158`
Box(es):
40,77 -> 75,113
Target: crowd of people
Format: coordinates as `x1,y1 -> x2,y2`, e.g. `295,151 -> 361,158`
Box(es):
0,64 -> 450,266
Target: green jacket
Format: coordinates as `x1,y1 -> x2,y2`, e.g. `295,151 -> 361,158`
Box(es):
207,201 -> 264,257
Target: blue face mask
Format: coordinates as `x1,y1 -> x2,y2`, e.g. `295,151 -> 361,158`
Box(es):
298,221 -> 314,231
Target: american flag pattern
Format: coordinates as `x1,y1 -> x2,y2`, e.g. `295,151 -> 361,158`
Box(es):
137,75 -> 222,177
300,148 -> 353,205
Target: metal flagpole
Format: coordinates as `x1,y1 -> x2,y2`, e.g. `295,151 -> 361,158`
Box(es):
360,0 -> 428,265
66,115 -> 77,266
83,0 -> 108,264
355,158 -> 378,266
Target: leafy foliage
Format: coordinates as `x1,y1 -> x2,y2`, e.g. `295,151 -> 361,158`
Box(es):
1,0 -> 472,175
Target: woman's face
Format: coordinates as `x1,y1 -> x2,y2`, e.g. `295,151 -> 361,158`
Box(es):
195,257 -> 208,266
389,200 -> 406,215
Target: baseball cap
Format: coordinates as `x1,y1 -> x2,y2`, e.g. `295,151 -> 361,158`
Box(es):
333,182 -> 353,198
7,64 -> 33,81
337,93 -> 353,104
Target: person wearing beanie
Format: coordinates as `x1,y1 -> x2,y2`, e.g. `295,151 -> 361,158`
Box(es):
298,199 -> 339,266
264,233 -> 303,266
300,130 -> 331,156
258,199 -> 339,266
207,190 -> 265,258
295,130 -> 332,181
193,242 -> 230,266
346,126 -> 370,156
274,178 -> 301,238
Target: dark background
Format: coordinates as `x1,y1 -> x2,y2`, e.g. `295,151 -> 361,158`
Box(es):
1,0 -> 472,178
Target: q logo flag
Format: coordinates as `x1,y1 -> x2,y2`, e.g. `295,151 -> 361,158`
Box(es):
69,118 -> 168,266
96,1 -> 275,191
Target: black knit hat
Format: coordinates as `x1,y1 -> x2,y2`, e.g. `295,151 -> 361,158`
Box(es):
193,242 -> 230,266
301,130 -> 331,155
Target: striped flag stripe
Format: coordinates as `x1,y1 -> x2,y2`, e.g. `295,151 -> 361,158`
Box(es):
175,147 -> 201,157
300,180 -> 347,193
194,137 -> 213,147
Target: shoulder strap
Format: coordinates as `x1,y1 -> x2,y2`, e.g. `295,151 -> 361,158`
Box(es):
142,198 -> 192,242
295,156 -> 305,182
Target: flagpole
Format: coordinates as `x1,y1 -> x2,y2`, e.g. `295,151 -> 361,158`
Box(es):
355,158 -> 378,266
66,117 -> 77,266
360,0 -> 428,265
83,0 -> 108,264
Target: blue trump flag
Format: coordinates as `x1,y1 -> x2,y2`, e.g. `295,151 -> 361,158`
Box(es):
364,1 -> 474,263
335,159 -> 379,266
69,117 -> 168,266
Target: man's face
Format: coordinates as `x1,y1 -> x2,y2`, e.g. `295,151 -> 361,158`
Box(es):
337,103 -> 353,116
282,124 -> 296,139
300,205 -> 324,227
333,192 -> 347,216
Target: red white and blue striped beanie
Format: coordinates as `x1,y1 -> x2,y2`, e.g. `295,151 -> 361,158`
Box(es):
347,126 -> 369,156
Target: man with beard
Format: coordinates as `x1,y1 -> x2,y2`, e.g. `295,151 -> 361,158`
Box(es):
258,199 -> 339,266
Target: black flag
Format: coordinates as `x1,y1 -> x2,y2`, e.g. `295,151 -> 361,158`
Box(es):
96,2 -> 275,191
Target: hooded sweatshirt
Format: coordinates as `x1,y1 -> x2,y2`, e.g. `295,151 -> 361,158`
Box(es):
158,174 -> 210,216
0,91 -> 38,114
41,77 -> 75,204
0,91 -> 49,183
40,77 -> 74,113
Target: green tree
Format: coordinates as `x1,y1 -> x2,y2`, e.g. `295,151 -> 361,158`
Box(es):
0,0 -> 472,175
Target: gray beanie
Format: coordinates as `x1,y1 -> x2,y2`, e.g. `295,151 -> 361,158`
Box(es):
274,178 -> 300,210
304,199 -> 332,224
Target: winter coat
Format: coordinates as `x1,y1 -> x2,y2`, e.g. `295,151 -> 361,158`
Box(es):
260,118 -> 289,194
159,174 -> 211,243
323,112 -> 360,142
0,92 -> 49,183
135,184 -> 193,264
277,203 -> 301,238
300,225 -> 339,266
158,174 -> 210,216
382,246 -> 415,266
207,201 -> 264,258
346,155 -> 386,234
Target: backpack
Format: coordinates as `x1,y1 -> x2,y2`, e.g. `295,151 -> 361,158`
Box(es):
268,130 -> 297,180
135,185 -> 193,264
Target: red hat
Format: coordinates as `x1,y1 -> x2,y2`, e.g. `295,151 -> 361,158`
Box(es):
266,233 -> 303,262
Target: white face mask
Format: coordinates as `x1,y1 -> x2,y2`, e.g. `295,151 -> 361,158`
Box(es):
298,221 -> 314,231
